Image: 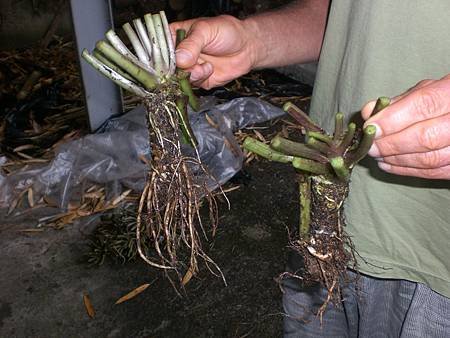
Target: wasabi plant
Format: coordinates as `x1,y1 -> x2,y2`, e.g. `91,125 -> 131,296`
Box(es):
82,12 -> 224,283
243,97 -> 390,315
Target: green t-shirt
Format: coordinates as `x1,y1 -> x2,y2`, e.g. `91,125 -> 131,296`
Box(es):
310,1 -> 450,297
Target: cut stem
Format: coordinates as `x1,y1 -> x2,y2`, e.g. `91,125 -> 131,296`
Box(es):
270,135 -> 328,163
175,97 -> 198,146
152,13 -> 169,73
96,40 -> 157,90
333,112 -> 344,142
144,14 -> 164,75
307,131 -> 333,146
93,49 -> 134,81
243,138 -> 293,163
283,102 -> 322,133
82,49 -> 149,97
299,175 -> 311,240
160,11 -> 176,75
330,156 -> 350,181
306,137 -> 330,155
123,23 -> 150,66
133,18 -> 153,64
337,122 -> 356,153
292,158 -> 331,175
372,96 -> 391,115
348,125 -> 377,166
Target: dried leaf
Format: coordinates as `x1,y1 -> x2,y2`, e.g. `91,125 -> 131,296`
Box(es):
111,189 -> 132,206
115,283 -> 151,305
253,130 -> 266,143
205,113 -> 218,129
83,294 -> 95,318
27,187 -> 34,208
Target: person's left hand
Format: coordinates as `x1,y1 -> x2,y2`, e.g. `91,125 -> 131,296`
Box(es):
361,75 -> 450,179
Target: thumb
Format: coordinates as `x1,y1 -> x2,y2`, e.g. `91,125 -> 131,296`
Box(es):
174,21 -> 211,69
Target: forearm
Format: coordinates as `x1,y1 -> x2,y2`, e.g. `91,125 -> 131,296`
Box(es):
244,0 -> 330,69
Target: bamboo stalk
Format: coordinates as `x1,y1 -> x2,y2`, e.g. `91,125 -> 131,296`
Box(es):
292,157 -> 330,175
133,18 -> 153,64
307,131 -> 333,146
330,156 -> 349,181
348,125 -> 376,165
337,122 -> 356,153
243,138 -> 293,163
333,112 -> 344,142
270,135 -> 328,163
160,11 -> 176,75
144,14 -> 164,75
93,49 -> 134,81
283,102 -> 322,132
306,137 -> 330,155
105,29 -> 157,75
82,50 -> 149,97
123,23 -> 150,66
96,40 -> 157,90
299,175 -> 311,240
152,14 -> 169,72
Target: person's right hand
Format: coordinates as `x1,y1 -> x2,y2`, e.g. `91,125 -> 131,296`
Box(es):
170,15 -> 259,89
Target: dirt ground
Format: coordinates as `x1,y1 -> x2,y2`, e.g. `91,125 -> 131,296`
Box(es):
0,135 -> 301,337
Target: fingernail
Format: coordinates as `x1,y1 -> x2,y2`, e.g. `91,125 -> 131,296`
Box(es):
378,162 -> 391,171
175,49 -> 191,65
368,143 -> 380,157
190,72 -> 200,82
203,62 -> 213,75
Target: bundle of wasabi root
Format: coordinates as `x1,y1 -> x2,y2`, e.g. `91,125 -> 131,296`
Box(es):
82,11 -> 225,284
243,97 -> 390,317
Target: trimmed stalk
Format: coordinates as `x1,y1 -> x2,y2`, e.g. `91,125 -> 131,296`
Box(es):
307,131 -> 333,146
283,102 -> 322,132
133,18 -> 153,64
243,138 -> 293,163
144,14 -> 164,75
105,29 -> 156,76
333,112 -> 344,142
307,137 -> 330,155
330,156 -> 350,181
176,29 -> 200,111
93,49 -> 134,81
372,96 -> 391,115
81,49 -> 149,97
292,158 -> 331,175
270,135 -> 328,163
347,125 -> 376,165
96,40 -> 157,90
337,122 -> 356,153
175,97 -> 198,147
152,14 -> 169,72
160,10 -> 176,75
123,23 -> 150,66
299,175 -> 311,240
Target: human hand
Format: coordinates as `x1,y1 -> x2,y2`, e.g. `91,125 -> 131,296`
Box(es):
170,15 -> 259,89
362,75 -> 450,179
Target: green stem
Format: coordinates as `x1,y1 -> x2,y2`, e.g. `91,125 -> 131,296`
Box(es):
307,131 -> 333,146
152,13 -> 169,72
122,22 -> 150,66
283,102 -> 322,132
96,40 -> 157,90
299,175 -> 311,240
243,138 -> 293,163
292,158 -> 331,175
176,29 -> 200,111
330,156 -> 350,181
175,97 -> 197,146
333,112 -> 344,142
337,122 -> 356,153
372,96 -> 391,115
81,49 -> 149,97
93,49 -> 134,81
144,13 -> 164,75
270,135 -> 328,163
306,137 -> 330,155
348,125 -> 377,165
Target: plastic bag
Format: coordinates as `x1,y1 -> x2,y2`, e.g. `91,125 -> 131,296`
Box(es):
0,97 -> 285,218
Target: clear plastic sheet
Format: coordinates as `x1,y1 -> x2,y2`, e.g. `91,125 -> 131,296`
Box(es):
0,97 -> 285,218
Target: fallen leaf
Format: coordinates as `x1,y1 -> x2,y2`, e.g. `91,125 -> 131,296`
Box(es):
182,266 -> 195,286
83,294 -> 95,318
115,283 -> 151,305
27,187 -> 34,208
